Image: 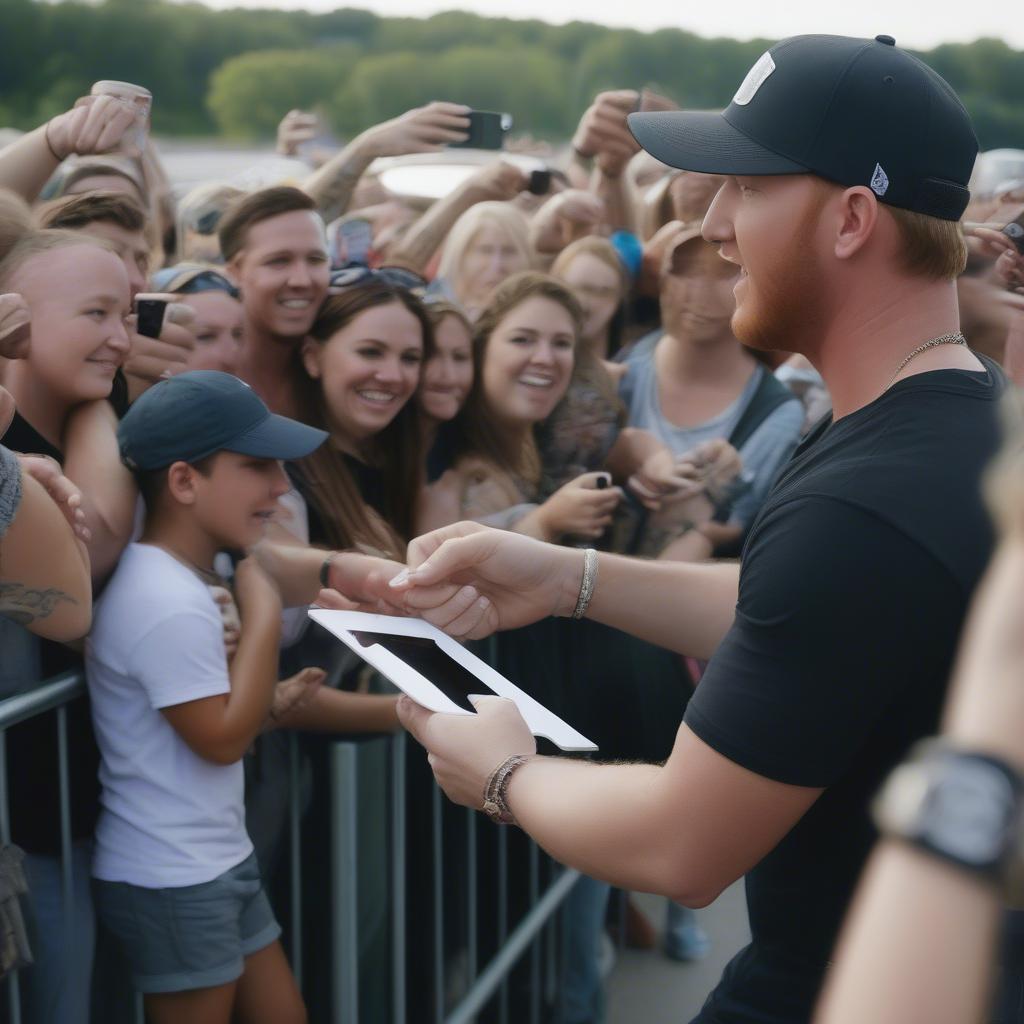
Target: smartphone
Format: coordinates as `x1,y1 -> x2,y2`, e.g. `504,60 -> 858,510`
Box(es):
528,169 -> 552,196
329,217 -> 374,268
1002,211 -> 1024,255
351,630 -> 499,713
134,294 -> 168,339
449,111 -> 512,150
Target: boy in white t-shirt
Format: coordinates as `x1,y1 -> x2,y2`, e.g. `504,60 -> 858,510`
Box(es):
86,370 -> 325,1024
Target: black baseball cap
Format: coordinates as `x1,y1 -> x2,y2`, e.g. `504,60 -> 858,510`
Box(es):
628,34 -> 978,221
118,370 -> 327,471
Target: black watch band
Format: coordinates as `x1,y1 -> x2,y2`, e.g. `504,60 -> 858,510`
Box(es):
873,740 -> 1024,890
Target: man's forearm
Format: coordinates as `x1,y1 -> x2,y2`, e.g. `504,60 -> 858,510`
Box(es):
387,186 -> 482,274
253,537 -> 323,608
590,166 -> 635,235
584,552 -> 738,659
504,756 -> 714,903
303,137 -> 376,222
815,842 -> 999,1024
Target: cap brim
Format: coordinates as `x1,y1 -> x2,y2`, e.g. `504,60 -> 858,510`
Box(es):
627,110 -> 809,176
227,414 -> 327,461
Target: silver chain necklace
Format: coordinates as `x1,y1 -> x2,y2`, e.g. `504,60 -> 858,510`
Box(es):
886,331 -> 967,390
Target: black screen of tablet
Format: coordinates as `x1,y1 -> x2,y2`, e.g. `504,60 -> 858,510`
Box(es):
351,631 -> 498,713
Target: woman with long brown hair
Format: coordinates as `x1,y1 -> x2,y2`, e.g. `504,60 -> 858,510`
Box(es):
290,278 -> 433,556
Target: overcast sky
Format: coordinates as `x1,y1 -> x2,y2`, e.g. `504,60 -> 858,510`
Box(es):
178,0 -> 1024,50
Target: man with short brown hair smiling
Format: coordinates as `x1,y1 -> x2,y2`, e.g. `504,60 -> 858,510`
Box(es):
218,186 -> 330,415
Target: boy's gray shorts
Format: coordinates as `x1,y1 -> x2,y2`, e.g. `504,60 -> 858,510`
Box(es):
93,852 -> 280,994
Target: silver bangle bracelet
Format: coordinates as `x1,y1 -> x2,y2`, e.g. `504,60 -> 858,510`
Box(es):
572,548 -> 598,620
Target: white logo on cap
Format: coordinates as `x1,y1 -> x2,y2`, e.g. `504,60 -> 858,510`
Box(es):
870,163 -> 890,197
733,52 -> 776,106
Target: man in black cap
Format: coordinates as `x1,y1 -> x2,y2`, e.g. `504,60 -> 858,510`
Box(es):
382,36 -> 1007,1023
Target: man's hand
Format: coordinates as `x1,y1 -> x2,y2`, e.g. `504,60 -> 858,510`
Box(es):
16,454 -> 90,542
0,294 -> 31,359
397,694 -> 536,811
360,102 -> 471,159
572,90 -> 642,177
392,522 -> 582,639
45,95 -> 138,162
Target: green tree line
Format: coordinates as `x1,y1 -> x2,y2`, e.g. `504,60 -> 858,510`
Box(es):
2,0 -> 1023,149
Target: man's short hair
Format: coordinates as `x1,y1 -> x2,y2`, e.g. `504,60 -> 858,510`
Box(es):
37,192 -> 147,235
217,186 -> 318,263
0,229 -> 117,291
887,206 -> 967,281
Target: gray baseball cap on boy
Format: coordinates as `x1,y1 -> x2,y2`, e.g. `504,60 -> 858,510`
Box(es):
118,370 -> 326,471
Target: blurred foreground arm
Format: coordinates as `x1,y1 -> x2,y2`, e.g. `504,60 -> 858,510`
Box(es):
0,444 -> 91,641
816,427 -> 1024,1024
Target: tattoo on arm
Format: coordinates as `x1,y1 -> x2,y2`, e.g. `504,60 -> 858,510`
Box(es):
0,582 -> 77,626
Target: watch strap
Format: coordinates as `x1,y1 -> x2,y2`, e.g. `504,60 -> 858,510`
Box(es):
873,740 -> 1024,891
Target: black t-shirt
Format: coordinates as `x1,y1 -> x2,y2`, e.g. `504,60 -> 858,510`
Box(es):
1,413 -> 101,854
685,359 -> 1004,1024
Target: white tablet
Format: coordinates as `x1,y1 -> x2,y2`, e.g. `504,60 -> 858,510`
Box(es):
307,609 -> 597,752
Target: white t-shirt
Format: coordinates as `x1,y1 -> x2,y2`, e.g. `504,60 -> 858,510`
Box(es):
86,543 -> 253,887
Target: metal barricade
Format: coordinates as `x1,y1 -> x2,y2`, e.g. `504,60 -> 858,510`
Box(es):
0,671 -> 577,1024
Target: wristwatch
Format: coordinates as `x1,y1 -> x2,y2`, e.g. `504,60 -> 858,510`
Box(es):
873,739 -> 1024,894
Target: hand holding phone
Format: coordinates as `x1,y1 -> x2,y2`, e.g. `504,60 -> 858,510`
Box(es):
448,111 -> 513,151
133,294 -> 168,340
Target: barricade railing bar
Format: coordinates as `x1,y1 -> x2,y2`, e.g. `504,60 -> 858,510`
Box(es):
0,670 -> 576,1023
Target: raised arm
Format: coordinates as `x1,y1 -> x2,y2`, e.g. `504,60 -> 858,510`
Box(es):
304,102 -> 471,223
387,160 -> 529,274
0,95 -> 136,202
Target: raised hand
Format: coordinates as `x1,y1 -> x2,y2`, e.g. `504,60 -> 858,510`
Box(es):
361,101 -> 471,159
45,94 -> 138,161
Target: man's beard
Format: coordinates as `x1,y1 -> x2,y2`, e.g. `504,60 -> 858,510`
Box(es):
731,205 -> 829,355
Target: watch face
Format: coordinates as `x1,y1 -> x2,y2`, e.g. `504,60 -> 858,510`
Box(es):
923,761 -> 1017,864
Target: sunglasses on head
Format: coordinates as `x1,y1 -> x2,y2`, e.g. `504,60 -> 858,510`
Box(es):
329,263 -> 428,293
150,266 -> 241,300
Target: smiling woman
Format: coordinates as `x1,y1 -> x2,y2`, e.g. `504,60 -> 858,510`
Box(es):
290,279 -> 433,556
419,271 -> 625,543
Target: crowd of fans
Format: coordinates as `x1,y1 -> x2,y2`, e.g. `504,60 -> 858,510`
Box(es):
0,37 -> 1023,1024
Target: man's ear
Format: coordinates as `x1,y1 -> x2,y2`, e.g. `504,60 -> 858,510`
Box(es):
166,461 -> 199,506
834,186 -> 879,262
301,339 -> 322,380
224,253 -> 243,287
